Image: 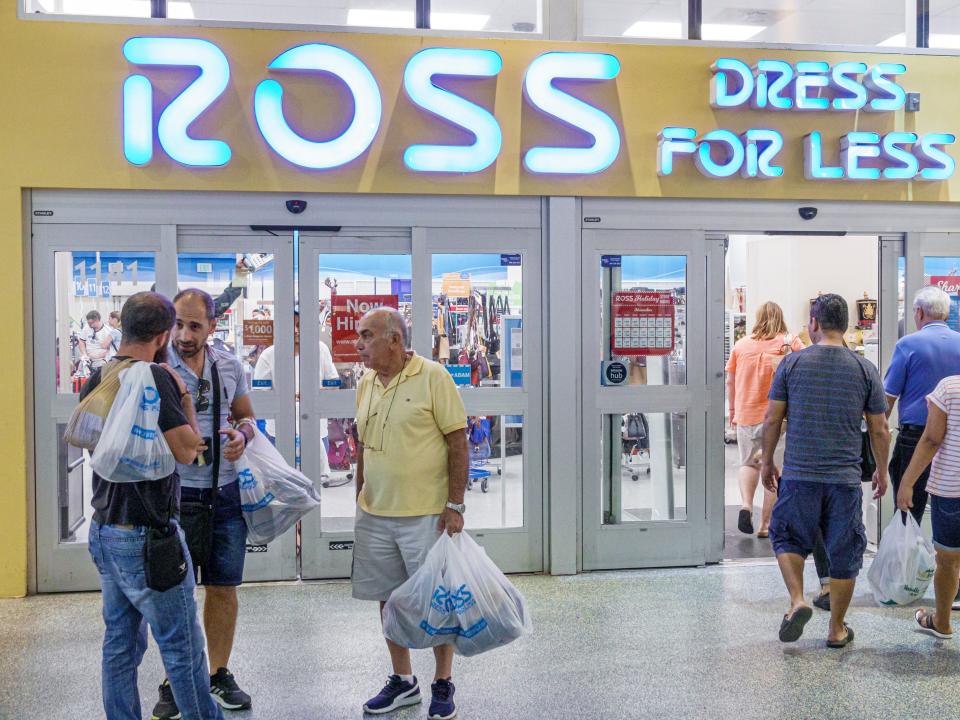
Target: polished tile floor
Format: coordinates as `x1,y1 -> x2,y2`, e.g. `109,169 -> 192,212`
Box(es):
2,561 -> 959,720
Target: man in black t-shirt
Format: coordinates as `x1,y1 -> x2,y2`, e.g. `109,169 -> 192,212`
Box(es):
83,292 -> 224,720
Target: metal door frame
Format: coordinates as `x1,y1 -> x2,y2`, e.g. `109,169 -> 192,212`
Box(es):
33,224 -> 164,592
580,229 -> 724,570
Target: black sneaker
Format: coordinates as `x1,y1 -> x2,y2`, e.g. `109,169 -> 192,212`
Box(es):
363,675 -> 421,714
210,667 -> 252,711
428,679 -> 457,720
151,680 -> 181,720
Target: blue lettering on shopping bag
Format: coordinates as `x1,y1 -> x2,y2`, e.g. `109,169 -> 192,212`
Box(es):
419,618 -> 488,638
130,424 -> 157,440
430,584 -> 476,615
119,455 -> 162,472
237,468 -> 257,490
241,492 -> 275,512
140,386 -> 160,411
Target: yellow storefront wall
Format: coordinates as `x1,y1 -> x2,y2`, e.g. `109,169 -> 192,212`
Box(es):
3,4 -> 960,595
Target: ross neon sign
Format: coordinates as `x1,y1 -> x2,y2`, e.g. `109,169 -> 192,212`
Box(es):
120,39 -> 956,183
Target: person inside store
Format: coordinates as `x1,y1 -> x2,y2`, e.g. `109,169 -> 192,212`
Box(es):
351,307 -> 468,720
761,293 -> 890,648
252,310 -> 340,480
896,371 -> 960,640
79,309 -> 113,370
82,291 -> 223,720
106,310 -> 122,359
726,301 -> 804,538
151,288 -> 257,719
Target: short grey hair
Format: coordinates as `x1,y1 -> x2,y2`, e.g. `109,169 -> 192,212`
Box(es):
914,285 -> 951,320
365,307 -> 409,349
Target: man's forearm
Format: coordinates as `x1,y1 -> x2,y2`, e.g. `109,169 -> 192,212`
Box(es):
446,435 -> 468,504
869,429 -> 892,480
181,396 -> 201,437
355,447 -> 364,499
760,420 -> 782,465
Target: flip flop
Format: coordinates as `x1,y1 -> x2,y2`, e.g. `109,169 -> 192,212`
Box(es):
916,609 -> 954,640
757,531 -> 769,539
738,509 -> 754,535
826,624 -> 855,648
779,606 -> 813,642
813,592 -> 831,612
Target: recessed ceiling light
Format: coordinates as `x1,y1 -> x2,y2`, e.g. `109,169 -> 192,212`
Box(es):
701,23 -> 765,42
623,21 -> 764,41
878,33 -> 907,47
346,9 -> 415,28
623,21 -> 683,39
347,9 -> 489,30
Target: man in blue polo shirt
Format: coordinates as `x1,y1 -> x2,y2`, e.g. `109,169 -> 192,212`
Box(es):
884,285 -> 960,526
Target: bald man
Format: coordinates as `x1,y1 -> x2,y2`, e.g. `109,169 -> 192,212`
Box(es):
351,308 -> 468,720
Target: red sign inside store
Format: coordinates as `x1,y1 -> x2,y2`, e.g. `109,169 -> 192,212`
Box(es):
611,291 -> 675,357
331,294 -> 399,362
932,276 -> 960,295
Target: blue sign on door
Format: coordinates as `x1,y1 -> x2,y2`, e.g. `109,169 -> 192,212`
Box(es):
601,255 -> 622,268
446,364 -> 471,386
500,253 -> 521,266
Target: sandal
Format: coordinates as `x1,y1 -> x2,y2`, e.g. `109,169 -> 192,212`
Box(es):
756,530 -> 769,539
916,609 -> 953,640
779,606 -> 813,643
826,624 -> 854,649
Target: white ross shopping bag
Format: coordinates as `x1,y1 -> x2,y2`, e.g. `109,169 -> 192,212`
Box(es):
867,511 -> 936,606
382,531 -> 532,657
90,362 -> 175,483
237,429 -> 321,544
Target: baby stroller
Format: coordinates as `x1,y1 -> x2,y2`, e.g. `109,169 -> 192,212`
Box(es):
324,418 -> 357,488
622,413 -> 651,481
467,416 -> 496,493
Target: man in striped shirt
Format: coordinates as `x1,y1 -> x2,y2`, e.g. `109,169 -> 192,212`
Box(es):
761,294 -> 890,648
897,375 -> 960,640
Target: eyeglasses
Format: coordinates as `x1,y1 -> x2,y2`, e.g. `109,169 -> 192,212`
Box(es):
359,367 -> 408,452
195,377 -> 211,413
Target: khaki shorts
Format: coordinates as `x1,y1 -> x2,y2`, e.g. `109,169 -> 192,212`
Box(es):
351,508 -> 441,602
736,422 -> 785,469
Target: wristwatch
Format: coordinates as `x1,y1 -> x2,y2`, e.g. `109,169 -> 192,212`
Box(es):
445,501 -> 466,514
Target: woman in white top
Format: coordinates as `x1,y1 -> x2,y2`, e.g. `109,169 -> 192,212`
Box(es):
898,374 -> 960,640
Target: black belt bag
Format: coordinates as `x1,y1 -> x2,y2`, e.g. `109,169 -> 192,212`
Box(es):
179,359 -> 222,574
861,430 -> 877,482
144,522 -> 188,592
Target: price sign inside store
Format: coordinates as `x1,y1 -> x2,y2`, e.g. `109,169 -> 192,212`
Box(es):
611,291 -> 675,357
243,319 -> 273,345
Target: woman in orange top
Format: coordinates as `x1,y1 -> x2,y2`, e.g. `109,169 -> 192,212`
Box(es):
726,301 -> 804,537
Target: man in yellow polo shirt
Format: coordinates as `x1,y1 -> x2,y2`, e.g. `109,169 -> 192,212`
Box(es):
351,307 -> 468,720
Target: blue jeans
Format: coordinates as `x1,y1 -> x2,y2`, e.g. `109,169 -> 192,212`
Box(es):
88,521 -> 223,720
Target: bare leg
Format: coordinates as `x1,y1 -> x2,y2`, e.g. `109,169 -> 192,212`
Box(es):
933,550 -> 960,634
827,578 -> 855,642
776,552 -> 809,616
204,585 -> 238,673
433,645 -> 454,681
380,601 -> 413,676
758,486 -> 776,535
738,466 -> 760,512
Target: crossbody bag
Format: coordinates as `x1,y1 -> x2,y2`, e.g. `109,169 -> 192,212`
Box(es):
178,358 -> 222,574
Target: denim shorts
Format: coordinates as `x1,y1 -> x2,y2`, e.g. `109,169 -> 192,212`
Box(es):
769,478 -> 867,580
180,480 -> 247,586
930,495 -> 960,552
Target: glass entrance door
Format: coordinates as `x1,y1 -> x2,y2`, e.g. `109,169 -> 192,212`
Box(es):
298,228 -> 544,579
581,230 -> 725,570
34,224 -> 163,592
176,231 -> 298,582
